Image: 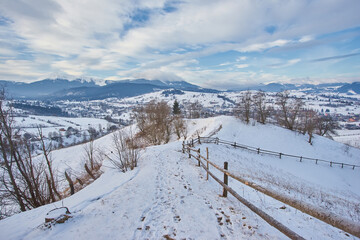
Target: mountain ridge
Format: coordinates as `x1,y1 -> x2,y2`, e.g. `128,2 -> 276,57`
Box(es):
1,78 -> 359,100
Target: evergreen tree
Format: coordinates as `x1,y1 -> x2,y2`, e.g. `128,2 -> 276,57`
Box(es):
173,100 -> 181,115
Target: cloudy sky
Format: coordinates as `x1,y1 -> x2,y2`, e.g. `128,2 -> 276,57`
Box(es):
0,0 -> 359,89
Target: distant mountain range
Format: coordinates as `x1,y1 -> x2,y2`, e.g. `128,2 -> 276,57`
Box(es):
0,78 -> 218,100
233,82 -> 360,94
0,78 -> 359,101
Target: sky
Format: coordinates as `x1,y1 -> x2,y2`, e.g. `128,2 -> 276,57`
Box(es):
0,0 -> 359,90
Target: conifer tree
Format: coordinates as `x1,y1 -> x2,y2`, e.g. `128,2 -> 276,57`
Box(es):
173,100 -> 181,115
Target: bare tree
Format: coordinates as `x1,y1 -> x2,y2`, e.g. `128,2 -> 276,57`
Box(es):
0,91 -> 60,215
0,91 -> 26,212
299,109 -> 318,144
234,90 -> 252,124
316,115 -> 338,136
173,116 -> 187,140
106,130 -> 140,172
88,126 -> 98,140
37,127 -> 61,200
133,100 -> 172,145
276,91 -> 303,130
253,91 -> 271,124
83,139 -> 99,171
188,101 -> 203,119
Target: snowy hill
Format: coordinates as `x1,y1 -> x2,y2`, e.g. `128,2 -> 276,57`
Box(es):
0,116 -> 359,239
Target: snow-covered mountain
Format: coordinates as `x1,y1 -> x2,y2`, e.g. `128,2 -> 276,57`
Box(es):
337,82 -> 360,94
0,78 -> 98,99
2,77 -> 359,100
1,78 -> 218,100
0,116 -> 359,239
232,82 -> 355,93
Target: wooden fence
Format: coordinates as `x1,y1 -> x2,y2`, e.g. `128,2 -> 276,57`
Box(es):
182,143 -> 305,239
182,142 -> 360,238
187,136 -> 359,170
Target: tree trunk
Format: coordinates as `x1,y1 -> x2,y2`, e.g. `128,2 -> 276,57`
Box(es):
65,171 -> 75,195
85,163 -> 96,180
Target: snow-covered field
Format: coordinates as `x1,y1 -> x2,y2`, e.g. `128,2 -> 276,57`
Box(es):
106,89 -> 360,116
14,115 -> 110,136
0,116 -> 359,239
332,129 -> 360,148
12,115 -> 113,151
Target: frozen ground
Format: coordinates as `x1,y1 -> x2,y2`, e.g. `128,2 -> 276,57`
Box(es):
0,116 -> 359,239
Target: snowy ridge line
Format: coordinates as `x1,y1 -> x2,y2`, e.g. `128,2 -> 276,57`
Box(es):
189,136 -> 360,170
182,144 -> 305,240
182,143 -> 360,238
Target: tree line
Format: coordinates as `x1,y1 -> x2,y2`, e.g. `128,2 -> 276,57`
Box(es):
234,90 -> 337,144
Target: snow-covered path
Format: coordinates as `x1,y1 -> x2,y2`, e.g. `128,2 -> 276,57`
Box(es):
1,141 -> 284,240
128,143 -> 279,240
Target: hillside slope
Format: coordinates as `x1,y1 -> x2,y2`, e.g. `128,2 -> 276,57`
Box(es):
0,116 -> 359,239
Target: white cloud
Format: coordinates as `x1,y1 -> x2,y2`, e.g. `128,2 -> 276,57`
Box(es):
0,60 -> 48,80
236,56 -> 248,61
236,64 -> 249,69
51,61 -> 85,76
131,69 -> 183,82
238,39 -> 290,52
299,35 -> 314,43
174,69 -> 293,90
219,62 -> 232,66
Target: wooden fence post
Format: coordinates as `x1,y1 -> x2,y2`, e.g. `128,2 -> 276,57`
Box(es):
198,136 -> 201,144
188,148 -> 191,158
192,139 -> 194,147
182,141 -> 185,153
198,148 -> 201,167
223,162 -> 228,197
234,142 -> 236,148
206,147 -> 209,181
257,148 -> 260,154
279,153 -> 282,159
300,156 -> 302,162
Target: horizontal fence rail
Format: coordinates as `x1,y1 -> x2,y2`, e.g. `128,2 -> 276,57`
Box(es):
182,144 -> 305,240
187,136 -> 360,170
182,143 -> 360,238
